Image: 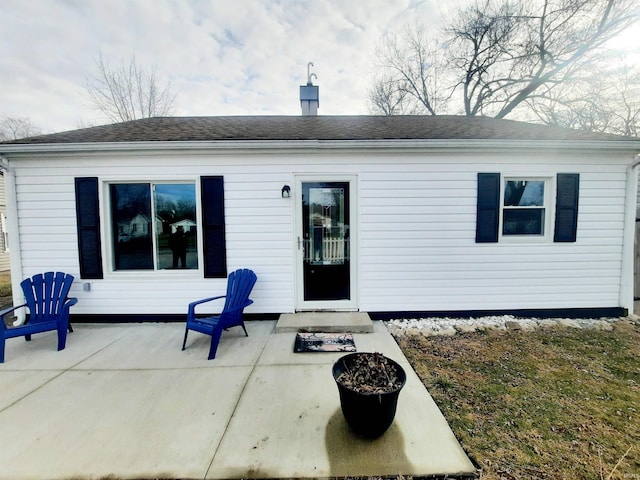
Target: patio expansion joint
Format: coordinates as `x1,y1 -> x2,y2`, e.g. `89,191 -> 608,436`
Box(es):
204,328 -> 273,479
67,333 -> 131,366
0,334 -> 134,414
0,368 -> 68,414
68,365 -> 253,372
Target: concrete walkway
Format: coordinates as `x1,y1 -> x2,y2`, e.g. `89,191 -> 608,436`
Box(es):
0,321 -> 476,480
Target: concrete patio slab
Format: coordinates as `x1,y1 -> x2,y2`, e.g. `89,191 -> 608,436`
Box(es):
0,320 -> 477,480
0,323 -> 130,370
75,321 -> 275,369
207,362 -> 474,478
0,370 -> 62,410
0,367 -> 252,479
208,322 -> 474,478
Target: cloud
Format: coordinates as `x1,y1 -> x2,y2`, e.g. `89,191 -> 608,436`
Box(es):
0,0 -> 464,133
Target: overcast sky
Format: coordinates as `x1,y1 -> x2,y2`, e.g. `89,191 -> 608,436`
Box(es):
0,0 -> 467,134
1,0 -> 638,135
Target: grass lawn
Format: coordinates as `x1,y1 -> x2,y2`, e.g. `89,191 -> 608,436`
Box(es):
0,271 -> 11,297
394,321 -> 640,479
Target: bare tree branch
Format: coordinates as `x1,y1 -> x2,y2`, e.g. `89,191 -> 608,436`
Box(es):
368,75 -> 418,115
448,0 -> 639,119
85,53 -> 177,123
0,115 -> 42,141
528,61 -> 640,135
368,26 -> 449,115
369,0 -> 640,135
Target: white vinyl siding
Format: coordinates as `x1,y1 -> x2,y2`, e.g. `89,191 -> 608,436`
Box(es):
637,175 -> 640,217
358,153 -> 626,312
7,148 -> 630,315
12,157 -> 296,315
0,176 -> 9,271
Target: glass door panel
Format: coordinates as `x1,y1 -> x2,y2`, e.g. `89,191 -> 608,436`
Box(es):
302,182 -> 350,301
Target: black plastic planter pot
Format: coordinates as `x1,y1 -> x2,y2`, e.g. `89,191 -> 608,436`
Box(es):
332,352 -> 407,439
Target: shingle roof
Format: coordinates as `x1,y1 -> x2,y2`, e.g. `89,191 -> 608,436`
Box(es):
2,115 -> 637,144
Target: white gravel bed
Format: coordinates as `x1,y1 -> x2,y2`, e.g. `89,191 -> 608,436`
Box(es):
386,314 -> 639,337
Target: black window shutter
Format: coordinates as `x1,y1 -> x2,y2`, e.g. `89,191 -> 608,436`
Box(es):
476,173 -> 500,243
554,173 -> 580,242
74,177 -> 104,279
201,176 -> 227,278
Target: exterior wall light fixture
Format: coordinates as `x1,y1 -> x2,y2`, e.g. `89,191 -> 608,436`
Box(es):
281,185 -> 291,198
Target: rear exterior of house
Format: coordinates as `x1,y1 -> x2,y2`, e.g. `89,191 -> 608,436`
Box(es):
1,116 -> 639,320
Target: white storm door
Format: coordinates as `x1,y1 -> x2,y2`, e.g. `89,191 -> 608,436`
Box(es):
295,176 -> 357,311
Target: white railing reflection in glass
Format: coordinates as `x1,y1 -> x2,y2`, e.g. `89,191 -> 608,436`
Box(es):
304,238 -> 349,265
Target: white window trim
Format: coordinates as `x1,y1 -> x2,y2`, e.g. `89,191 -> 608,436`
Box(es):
499,175 -> 554,243
102,178 -> 203,276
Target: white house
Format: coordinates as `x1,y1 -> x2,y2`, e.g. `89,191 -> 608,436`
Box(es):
1,114 -> 639,321
117,212 -> 151,242
171,219 -> 197,234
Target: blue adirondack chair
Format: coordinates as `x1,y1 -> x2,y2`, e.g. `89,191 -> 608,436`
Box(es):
0,272 -> 78,363
182,268 -> 257,360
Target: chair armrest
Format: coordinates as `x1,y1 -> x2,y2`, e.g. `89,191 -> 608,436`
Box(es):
64,297 -> 78,308
60,298 -> 78,318
0,304 -> 27,329
188,295 -> 226,317
0,304 -> 26,321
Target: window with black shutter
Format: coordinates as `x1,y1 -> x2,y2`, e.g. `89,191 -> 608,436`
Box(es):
75,176 -> 226,276
475,172 -> 580,243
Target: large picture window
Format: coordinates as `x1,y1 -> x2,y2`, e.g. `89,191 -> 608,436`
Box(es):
75,176 -> 226,279
109,182 -> 198,271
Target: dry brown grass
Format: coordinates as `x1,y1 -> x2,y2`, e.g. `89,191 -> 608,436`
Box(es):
0,271 -> 11,298
394,321 -> 640,479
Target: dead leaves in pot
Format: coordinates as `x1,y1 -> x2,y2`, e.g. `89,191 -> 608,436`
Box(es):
337,352 -> 403,394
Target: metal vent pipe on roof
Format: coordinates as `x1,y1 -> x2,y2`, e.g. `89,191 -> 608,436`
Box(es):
300,62 -> 319,116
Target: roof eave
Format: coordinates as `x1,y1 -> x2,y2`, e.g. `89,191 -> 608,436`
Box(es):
1,138 -> 640,155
